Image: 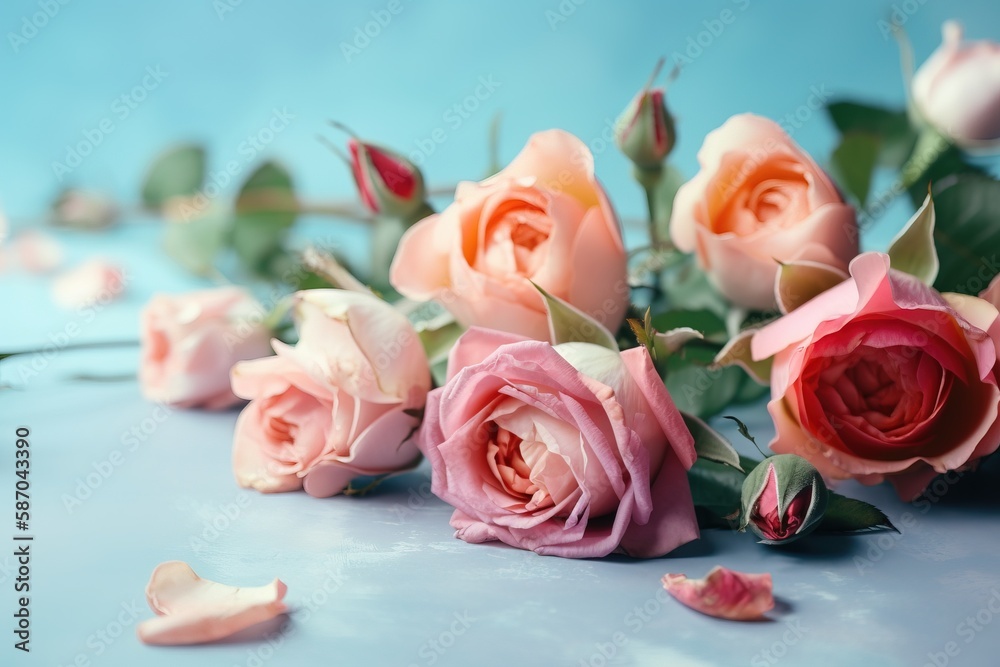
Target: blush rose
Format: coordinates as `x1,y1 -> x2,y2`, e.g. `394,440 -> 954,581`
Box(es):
390,129 -> 629,341
416,327 -> 698,558
670,113 -> 858,311
230,289 -> 430,497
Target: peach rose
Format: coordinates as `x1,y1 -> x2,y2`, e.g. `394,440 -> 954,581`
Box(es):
912,21 -> 1000,148
751,253 -> 1000,500
390,129 -> 629,341
231,289 -> 430,497
670,114 -> 858,310
140,287 -> 272,409
417,327 -> 698,558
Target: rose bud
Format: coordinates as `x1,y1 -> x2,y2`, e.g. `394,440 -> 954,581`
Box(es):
912,21 -> 1000,149
615,87 -> 675,169
348,138 -> 427,219
740,454 -> 827,545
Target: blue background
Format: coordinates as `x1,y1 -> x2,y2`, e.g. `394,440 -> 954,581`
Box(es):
3,2 -> 1000,666
3,0 -> 998,229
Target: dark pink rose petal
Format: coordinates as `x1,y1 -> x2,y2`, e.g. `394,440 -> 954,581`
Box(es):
137,561 -> 287,645
662,566 -> 774,621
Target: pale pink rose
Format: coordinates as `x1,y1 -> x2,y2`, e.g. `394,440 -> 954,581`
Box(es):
231,289 -> 430,497
416,327 -> 698,558
51,259 -> 123,309
670,113 -> 859,310
751,252 -> 1000,500
912,21 -> 1000,148
140,287 -> 271,410
137,561 -> 287,645
663,566 -> 774,621
390,129 -> 629,341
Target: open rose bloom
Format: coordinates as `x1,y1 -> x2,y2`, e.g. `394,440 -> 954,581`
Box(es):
417,327 -> 698,558
752,252 -> 1000,500
670,114 -> 858,311
390,129 -> 629,340
231,289 -> 430,497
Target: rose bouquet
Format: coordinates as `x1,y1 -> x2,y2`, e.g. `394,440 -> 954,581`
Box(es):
7,16 -> 1000,644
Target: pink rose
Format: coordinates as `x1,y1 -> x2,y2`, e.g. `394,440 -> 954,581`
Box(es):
140,287 -> 272,409
670,113 -> 858,310
751,252 -> 1000,500
390,129 -> 629,341
231,289 -> 430,496
912,21 -> 1000,148
417,327 -> 698,558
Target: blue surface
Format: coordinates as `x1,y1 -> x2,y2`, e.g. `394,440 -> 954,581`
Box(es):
3,1 -> 1000,665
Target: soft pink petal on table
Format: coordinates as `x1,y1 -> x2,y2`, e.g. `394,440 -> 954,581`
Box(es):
51,259 -> 123,309
662,566 -> 774,621
137,561 -> 288,646
1,229 -> 64,274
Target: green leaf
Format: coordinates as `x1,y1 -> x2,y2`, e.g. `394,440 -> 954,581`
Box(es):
418,320 -> 464,369
713,329 -> 772,385
817,492 -> 898,534
831,132 -> 880,205
652,308 -> 726,340
162,208 -> 230,276
887,189 -> 938,285
682,412 -> 744,471
665,362 -> 744,419
775,260 -> 849,314
732,375 -> 769,405
903,129 -> 988,208
231,161 -> 297,276
141,144 -> 206,208
687,458 -> 746,528
533,283 -> 618,350
930,174 -> 1000,295
825,101 -> 917,168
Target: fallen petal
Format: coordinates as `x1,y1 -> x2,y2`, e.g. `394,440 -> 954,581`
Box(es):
51,259 -> 124,309
137,561 -> 288,645
662,566 -> 774,621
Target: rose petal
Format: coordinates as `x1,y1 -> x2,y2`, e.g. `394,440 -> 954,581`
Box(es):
137,561 -> 287,645
51,259 -> 124,309
662,566 -> 774,621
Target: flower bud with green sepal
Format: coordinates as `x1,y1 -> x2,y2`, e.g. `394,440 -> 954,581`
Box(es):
740,454 -> 828,545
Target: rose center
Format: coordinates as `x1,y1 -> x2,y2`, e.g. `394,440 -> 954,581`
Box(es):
486,421 -> 556,512
479,201 -> 553,278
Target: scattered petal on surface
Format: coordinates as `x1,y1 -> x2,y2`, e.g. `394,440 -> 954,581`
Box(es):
51,259 -> 124,309
662,566 -> 774,621
137,561 -> 288,646
1,229 -> 65,274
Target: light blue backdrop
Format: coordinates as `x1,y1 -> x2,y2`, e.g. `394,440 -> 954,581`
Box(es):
3,0 -> 998,231
3,3 -> 1000,667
